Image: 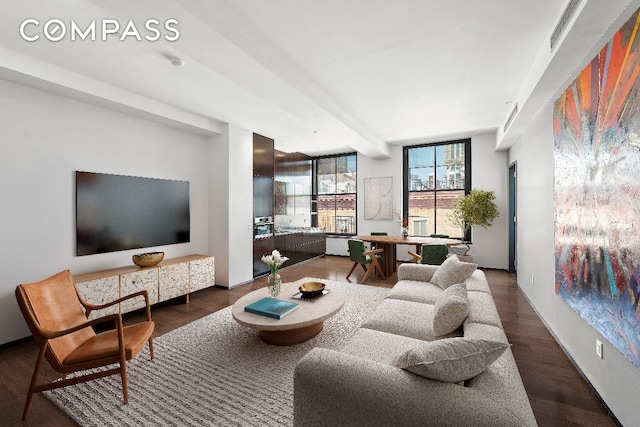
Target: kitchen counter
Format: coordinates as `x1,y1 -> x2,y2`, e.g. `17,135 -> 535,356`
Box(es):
274,228 -> 326,236
274,231 -> 326,266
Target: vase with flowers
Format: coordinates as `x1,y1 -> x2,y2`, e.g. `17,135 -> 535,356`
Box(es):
261,249 -> 289,297
393,209 -> 410,238
400,218 -> 409,238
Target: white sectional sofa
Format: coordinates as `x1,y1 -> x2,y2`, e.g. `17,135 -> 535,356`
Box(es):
294,257 -> 537,426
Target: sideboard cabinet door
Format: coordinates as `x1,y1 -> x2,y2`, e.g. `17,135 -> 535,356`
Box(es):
120,268 -> 159,313
159,262 -> 189,302
190,256 -> 215,293
75,276 -> 120,320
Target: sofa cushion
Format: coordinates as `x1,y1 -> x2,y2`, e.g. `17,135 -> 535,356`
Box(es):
360,299 -> 462,341
467,291 -> 503,328
361,299 -> 437,341
386,280 -> 443,304
465,270 -> 492,294
341,328 -> 429,365
432,283 -> 469,336
466,349 -> 538,427
396,263 -> 439,282
393,338 -> 510,383
430,256 -> 478,289
463,321 -> 509,344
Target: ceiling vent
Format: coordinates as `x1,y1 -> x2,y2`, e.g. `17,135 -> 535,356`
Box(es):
504,102 -> 518,133
550,0 -> 582,51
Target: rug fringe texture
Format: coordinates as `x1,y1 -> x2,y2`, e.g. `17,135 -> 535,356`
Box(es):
44,278 -> 389,426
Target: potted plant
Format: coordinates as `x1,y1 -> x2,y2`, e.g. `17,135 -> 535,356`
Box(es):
448,189 -> 499,260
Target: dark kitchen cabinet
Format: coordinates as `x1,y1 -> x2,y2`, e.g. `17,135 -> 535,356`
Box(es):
253,133 -> 275,178
253,133 -> 275,277
253,175 -> 273,219
275,150 -> 311,176
274,150 -> 313,220
253,133 -> 274,218
253,236 -> 275,277
274,232 -> 326,267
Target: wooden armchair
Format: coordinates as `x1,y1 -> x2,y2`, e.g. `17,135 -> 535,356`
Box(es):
346,239 -> 385,284
15,270 -> 155,420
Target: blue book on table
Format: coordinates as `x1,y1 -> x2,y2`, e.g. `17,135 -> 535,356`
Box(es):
244,297 -> 300,319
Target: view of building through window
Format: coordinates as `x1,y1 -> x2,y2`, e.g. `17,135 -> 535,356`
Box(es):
315,154 -> 357,234
405,140 -> 469,238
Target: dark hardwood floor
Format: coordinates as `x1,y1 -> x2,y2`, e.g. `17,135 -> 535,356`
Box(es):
0,255 -> 616,426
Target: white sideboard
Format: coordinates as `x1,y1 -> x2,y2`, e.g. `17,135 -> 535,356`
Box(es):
74,254 -> 215,319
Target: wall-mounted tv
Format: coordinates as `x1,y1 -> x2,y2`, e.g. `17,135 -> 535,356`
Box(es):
76,171 -> 190,256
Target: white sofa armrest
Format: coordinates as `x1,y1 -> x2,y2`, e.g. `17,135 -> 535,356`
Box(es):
293,348 -> 533,427
397,263 -> 439,282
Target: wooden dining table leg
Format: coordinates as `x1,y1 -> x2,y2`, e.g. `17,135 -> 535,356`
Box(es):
381,243 -> 397,276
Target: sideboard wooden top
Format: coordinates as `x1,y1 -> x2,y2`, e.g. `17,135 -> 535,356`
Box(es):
73,254 -> 213,283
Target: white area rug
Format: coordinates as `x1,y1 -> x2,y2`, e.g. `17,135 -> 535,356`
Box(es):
44,278 -> 389,426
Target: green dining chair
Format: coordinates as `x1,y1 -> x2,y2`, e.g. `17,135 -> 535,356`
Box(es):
408,244 -> 449,265
346,239 -> 385,284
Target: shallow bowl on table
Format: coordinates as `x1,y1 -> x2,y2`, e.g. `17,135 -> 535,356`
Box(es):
299,281 -> 326,296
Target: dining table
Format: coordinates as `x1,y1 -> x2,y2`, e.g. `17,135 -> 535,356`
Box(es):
355,235 -> 466,276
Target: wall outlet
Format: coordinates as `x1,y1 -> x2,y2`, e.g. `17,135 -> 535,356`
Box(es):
596,339 -> 603,359
531,275 -> 535,285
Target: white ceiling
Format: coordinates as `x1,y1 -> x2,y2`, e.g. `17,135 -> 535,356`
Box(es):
1,0 -> 638,158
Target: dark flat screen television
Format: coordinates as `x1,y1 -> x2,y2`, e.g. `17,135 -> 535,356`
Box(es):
76,171 -> 190,256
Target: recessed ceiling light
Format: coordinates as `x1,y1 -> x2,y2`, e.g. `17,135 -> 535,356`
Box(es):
169,56 -> 184,67
162,52 -> 185,67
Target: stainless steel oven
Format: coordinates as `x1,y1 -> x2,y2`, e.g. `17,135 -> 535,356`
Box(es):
254,216 -> 274,239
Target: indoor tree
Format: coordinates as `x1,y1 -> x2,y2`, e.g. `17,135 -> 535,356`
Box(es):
449,188 -> 499,236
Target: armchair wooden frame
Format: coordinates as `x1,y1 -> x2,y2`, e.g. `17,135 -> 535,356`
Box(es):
15,270 -> 155,420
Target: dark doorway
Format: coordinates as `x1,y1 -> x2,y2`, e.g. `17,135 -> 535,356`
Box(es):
508,162 -> 517,273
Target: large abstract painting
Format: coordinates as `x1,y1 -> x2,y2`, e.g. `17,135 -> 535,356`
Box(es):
554,8 -> 640,368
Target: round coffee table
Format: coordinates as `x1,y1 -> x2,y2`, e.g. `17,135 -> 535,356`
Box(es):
231,280 -> 345,345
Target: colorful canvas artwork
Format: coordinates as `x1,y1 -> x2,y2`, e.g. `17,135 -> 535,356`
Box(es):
554,8 -> 640,368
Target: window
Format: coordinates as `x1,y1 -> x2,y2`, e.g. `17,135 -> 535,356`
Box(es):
314,154 -> 357,235
403,140 -> 470,239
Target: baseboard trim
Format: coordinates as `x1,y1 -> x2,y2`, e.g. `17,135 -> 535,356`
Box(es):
0,335 -> 33,350
514,281 -> 622,427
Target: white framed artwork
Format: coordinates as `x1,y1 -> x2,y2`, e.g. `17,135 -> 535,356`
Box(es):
363,177 -> 393,220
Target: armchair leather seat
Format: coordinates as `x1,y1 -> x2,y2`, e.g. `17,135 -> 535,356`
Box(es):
65,322 -> 154,365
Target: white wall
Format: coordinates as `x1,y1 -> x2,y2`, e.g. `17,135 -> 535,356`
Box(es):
208,124 -> 254,287
357,145 -> 404,236
0,80 -> 211,344
354,137 -> 508,267
508,105 -> 639,426
470,134 -> 508,269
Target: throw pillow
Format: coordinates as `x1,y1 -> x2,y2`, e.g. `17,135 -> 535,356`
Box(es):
432,283 -> 469,336
430,255 -> 478,289
393,338 -> 510,383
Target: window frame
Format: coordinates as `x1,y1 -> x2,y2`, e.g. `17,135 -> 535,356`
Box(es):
402,139 -> 471,240
312,152 -> 358,236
